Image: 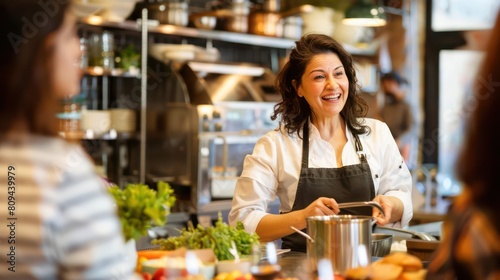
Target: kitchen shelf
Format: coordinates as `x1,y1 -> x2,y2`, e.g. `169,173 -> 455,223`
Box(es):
59,130 -> 140,141
81,17 -> 296,49
72,11 -> 149,185
80,17 -> 376,56
82,130 -> 140,140
82,66 -> 140,78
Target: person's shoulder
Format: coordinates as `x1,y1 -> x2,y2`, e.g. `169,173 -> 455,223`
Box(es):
261,126 -> 299,141
38,135 -> 89,159
360,118 -> 389,131
255,127 -> 301,152
357,118 -> 391,138
16,135 -> 94,174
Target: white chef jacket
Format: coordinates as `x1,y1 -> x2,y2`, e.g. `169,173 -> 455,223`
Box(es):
228,118 -> 413,233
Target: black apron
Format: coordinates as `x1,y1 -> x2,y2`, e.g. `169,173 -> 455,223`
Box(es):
281,122 -> 376,252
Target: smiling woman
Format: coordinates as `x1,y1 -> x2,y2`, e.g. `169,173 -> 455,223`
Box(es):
295,53 -> 349,120
229,34 -> 413,253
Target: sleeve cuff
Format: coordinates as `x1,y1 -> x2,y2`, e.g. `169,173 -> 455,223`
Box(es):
384,190 -> 413,228
240,211 -> 268,234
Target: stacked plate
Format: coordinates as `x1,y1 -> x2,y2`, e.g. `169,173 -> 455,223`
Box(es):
149,43 -> 220,63
110,108 -> 136,133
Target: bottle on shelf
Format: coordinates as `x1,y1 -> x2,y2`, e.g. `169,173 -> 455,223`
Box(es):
57,98 -> 83,140
424,167 -> 439,209
80,37 -> 88,69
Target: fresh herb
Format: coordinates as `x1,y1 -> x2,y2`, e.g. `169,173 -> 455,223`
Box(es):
151,214 -> 259,261
118,43 -> 140,71
108,181 -> 176,241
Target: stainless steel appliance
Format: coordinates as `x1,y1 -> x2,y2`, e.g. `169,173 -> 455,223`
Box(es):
146,58 -> 280,219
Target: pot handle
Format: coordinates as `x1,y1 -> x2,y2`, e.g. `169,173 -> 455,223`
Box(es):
338,201 -> 385,217
290,226 -> 315,243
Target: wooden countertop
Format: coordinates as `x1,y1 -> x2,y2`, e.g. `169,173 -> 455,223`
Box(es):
273,252 -> 384,280
275,251 -> 311,280
412,197 -> 452,224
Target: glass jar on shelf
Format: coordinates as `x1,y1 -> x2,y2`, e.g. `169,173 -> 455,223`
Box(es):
57,99 -> 83,140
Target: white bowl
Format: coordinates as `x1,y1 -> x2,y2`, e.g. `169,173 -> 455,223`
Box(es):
149,43 -> 197,61
195,47 -> 220,62
200,262 -> 216,280
163,50 -> 196,61
81,110 -> 111,135
71,0 -> 104,18
216,259 -> 252,274
142,256 -> 215,279
141,257 -> 167,274
110,109 -> 136,133
96,2 -> 136,22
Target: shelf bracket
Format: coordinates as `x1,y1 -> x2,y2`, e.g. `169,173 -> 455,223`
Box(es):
140,8 -> 148,184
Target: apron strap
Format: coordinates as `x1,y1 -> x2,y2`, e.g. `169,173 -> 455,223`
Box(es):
301,122 -> 310,168
353,133 -> 367,163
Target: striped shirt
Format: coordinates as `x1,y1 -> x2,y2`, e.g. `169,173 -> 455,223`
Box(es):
0,135 -> 134,279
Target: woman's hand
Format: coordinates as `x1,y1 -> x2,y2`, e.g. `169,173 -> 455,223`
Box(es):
372,195 -> 404,225
300,197 -> 339,222
256,197 -> 340,241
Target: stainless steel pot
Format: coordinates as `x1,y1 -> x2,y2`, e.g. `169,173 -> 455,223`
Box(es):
190,1 -> 250,33
306,215 -> 374,275
190,14 -> 217,30
247,4 -> 313,37
149,0 -> 189,26
196,9 -> 248,33
282,16 -> 303,39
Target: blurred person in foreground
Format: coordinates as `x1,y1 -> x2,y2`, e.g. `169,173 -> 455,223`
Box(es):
379,71 -> 413,162
229,34 -> 412,252
0,1 -> 134,279
426,11 -> 500,280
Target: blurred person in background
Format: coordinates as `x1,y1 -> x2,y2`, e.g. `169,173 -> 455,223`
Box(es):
379,71 -> 413,162
426,11 -> 500,280
0,1 -> 134,279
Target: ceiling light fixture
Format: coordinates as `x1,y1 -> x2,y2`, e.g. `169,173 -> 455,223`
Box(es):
342,0 -> 387,27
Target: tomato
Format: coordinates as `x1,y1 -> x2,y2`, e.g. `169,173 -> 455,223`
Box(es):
334,275 -> 346,280
152,268 -> 166,280
141,272 -> 153,280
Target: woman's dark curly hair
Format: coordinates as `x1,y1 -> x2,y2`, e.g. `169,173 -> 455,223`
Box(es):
271,33 -> 369,138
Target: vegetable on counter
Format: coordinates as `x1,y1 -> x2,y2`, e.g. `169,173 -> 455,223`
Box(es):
108,181 -> 176,241
137,250 -> 175,260
152,214 -> 259,261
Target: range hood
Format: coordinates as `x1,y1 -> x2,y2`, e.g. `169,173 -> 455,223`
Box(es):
178,61 -> 281,105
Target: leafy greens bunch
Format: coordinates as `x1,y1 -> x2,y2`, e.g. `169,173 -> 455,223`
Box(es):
151,214 -> 259,261
108,181 -> 176,241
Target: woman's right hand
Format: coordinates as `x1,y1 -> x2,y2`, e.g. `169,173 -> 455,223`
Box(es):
300,197 -> 340,220
257,197 -> 340,241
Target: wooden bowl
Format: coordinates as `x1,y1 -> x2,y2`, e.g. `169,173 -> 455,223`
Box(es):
406,239 -> 441,261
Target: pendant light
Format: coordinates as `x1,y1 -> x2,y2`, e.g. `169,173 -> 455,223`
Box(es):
342,0 -> 387,27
